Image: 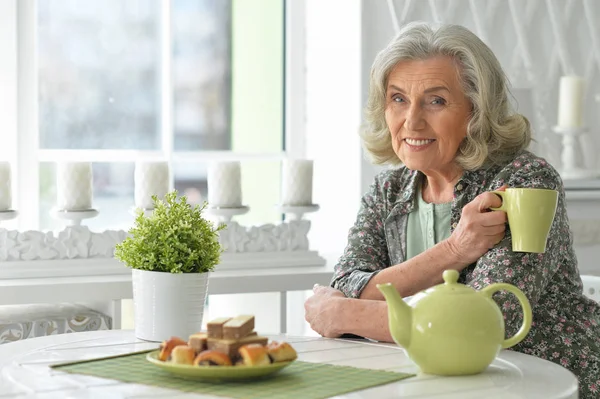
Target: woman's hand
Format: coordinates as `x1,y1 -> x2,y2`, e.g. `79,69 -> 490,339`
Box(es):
445,186 -> 507,265
304,285 -> 347,338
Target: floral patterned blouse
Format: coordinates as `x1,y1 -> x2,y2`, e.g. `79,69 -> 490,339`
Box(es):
331,151 -> 600,398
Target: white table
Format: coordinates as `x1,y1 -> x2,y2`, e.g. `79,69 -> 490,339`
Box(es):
0,330 -> 578,398
0,265 -> 334,333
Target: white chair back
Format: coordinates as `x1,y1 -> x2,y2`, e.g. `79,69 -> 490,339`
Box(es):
581,275 -> 600,303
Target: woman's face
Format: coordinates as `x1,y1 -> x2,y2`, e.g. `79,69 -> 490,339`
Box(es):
384,56 -> 471,175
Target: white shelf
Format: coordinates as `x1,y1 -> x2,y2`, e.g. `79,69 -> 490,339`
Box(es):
0,264 -> 335,305
0,251 -> 328,280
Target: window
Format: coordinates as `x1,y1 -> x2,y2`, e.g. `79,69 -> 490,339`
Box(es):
38,0 -> 162,151
4,0 -> 360,336
13,0 -> 291,231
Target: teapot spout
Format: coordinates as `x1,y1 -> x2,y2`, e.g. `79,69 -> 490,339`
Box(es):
377,283 -> 411,349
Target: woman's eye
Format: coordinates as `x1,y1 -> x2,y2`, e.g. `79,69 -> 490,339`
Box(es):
393,96 -> 405,103
431,97 -> 446,105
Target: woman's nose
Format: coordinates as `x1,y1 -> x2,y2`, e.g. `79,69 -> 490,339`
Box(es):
405,103 -> 426,131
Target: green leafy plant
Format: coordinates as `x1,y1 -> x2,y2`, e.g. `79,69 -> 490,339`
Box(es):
115,191 -> 225,273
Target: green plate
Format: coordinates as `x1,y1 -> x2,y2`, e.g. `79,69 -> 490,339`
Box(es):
146,350 -> 294,381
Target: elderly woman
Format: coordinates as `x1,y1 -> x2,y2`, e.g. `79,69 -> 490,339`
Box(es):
304,23 -> 600,397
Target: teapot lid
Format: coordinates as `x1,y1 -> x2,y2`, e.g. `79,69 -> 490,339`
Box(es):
427,270 -> 476,295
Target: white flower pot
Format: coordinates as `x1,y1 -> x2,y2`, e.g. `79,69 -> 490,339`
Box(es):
132,269 -> 208,342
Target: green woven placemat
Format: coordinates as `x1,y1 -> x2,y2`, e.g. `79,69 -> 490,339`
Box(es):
52,350 -> 414,399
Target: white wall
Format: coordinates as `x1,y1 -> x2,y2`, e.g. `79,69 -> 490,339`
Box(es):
360,1 -> 395,193
306,0 -> 362,256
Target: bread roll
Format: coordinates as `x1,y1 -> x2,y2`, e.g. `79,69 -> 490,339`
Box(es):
266,341 -> 297,362
170,345 -> 195,365
238,344 -> 271,366
159,337 -> 187,361
194,350 -> 233,366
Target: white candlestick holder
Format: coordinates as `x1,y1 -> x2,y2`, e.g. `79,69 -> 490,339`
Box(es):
276,204 -> 320,221
206,205 -> 250,223
0,209 -> 18,226
50,208 -> 99,226
553,126 -> 599,180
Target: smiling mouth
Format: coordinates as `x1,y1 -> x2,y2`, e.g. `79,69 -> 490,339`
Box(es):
404,138 -> 435,146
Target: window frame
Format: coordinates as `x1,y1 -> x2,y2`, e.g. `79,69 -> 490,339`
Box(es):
9,0 -> 307,231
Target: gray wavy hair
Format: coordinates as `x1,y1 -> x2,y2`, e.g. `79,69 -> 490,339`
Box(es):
362,22 -> 531,170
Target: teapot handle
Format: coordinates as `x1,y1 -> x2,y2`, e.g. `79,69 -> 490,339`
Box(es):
481,283 -> 532,349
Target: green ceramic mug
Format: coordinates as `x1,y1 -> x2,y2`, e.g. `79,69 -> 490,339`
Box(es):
491,188 -> 559,253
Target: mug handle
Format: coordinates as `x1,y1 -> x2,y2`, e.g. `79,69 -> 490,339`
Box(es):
489,190 -> 507,212
480,283 -> 532,348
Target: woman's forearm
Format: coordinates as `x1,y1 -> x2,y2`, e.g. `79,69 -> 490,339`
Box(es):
337,298 -> 394,342
359,239 -> 466,300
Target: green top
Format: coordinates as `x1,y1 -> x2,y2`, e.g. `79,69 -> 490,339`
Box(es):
406,187 -> 452,260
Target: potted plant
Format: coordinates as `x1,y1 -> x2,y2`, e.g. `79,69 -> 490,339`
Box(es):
115,191 -> 224,342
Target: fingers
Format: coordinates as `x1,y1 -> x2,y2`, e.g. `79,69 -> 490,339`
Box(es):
480,210 -> 507,226
313,284 -> 333,294
494,234 -> 505,245
483,224 -> 506,236
488,233 -> 505,248
313,285 -> 327,295
476,185 -> 509,212
476,192 -> 503,212
313,284 -> 343,298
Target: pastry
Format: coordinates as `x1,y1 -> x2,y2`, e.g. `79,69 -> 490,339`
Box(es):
170,345 -> 195,365
207,317 -> 232,339
207,333 -> 268,358
194,350 -> 233,366
188,332 -> 207,353
266,341 -> 297,362
158,337 -> 187,361
222,315 -> 255,340
238,343 -> 271,366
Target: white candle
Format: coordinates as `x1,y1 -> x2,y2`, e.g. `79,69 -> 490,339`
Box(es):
207,162 -> 242,208
56,162 -> 93,211
281,160 -> 313,206
558,76 -> 585,128
0,162 -> 11,211
134,161 -> 170,209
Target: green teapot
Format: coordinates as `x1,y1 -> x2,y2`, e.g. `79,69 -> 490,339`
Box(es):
377,270 -> 532,376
